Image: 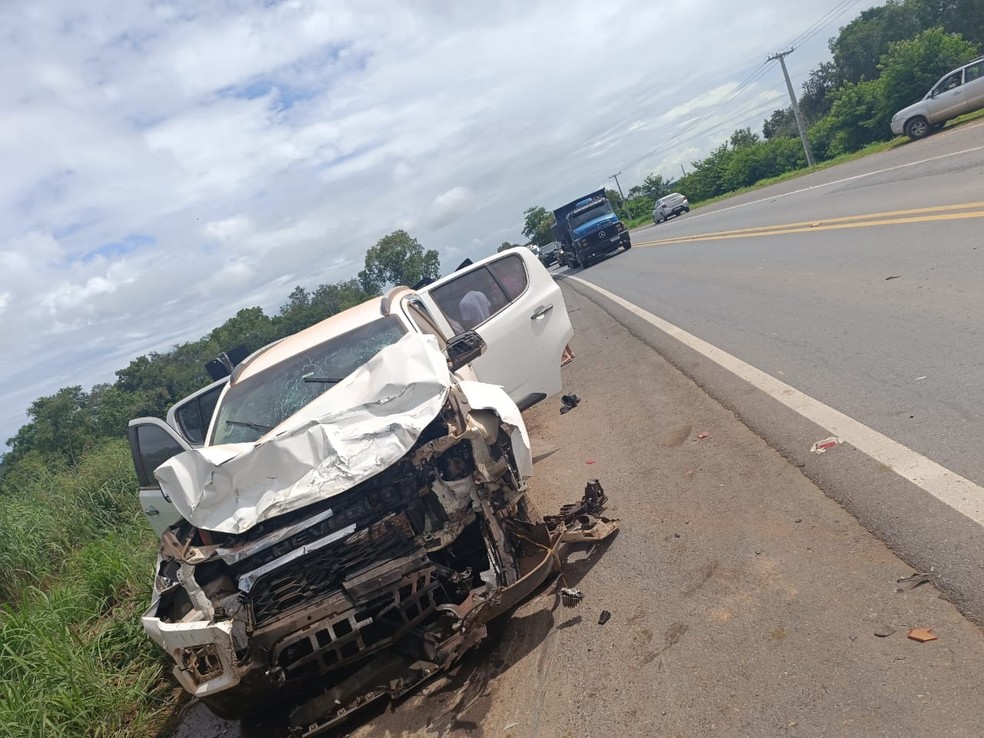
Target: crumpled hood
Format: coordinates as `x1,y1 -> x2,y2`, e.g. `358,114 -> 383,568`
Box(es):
572,213 -> 619,240
154,333 -> 454,534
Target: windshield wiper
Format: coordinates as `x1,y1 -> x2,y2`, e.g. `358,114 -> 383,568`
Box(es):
303,376 -> 345,384
225,419 -> 274,432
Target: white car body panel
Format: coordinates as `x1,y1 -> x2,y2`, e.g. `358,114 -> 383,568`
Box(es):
417,248 -> 573,410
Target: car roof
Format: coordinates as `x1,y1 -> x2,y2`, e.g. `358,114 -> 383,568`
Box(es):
230,295 -> 402,385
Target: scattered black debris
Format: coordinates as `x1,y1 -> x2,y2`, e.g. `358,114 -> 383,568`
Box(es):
874,626 -> 897,638
560,587 -> 584,608
598,610 -> 611,626
560,393 -> 581,414
885,275 -> 902,280
896,573 -> 931,591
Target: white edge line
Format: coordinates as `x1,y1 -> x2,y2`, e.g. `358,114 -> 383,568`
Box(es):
572,277 -> 984,526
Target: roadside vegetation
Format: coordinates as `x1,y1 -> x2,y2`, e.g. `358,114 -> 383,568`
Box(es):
0,232 -> 440,737
521,0 -> 983,243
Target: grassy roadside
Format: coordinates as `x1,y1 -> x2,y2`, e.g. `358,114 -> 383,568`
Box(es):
0,441 -> 178,737
624,108 -> 984,231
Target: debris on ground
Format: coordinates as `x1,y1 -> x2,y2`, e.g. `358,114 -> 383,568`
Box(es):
810,436 -> 842,454
908,627 -> 938,642
598,610 -> 611,625
697,431 -> 710,440
896,573 -> 931,591
560,587 -> 584,608
874,626 -> 897,637
885,275 -> 902,280
560,394 -> 581,414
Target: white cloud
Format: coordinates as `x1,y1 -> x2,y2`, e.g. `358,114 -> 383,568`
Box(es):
0,0 -> 882,446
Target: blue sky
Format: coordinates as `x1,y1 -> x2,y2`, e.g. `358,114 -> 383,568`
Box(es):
0,0 -> 880,445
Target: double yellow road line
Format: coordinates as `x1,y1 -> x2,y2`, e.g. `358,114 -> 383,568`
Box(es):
633,201 -> 984,248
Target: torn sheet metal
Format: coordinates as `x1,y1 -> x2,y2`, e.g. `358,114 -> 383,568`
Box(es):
456,379 -> 533,479
155,334 -> 454,534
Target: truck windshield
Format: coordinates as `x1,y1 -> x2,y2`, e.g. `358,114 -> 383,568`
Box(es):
568,202 -> 613,230
210,316 -> 407,444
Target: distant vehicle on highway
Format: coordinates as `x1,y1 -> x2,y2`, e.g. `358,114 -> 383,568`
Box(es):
551,189 -> 631,269
652,193 -> 690,224
539,241 -> 561,266
891,56 -> 984,140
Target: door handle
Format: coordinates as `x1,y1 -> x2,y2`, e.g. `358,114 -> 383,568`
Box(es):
145,506 -> 160,516
530,304 -> 554,320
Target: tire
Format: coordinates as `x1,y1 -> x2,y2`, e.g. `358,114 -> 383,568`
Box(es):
905,116 -> 930,140
622,239 -> 632,251
683,207 -> 690,213
931,122 -> 946,132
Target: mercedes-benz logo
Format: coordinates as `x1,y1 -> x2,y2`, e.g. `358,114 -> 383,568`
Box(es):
599,230 -> 606,238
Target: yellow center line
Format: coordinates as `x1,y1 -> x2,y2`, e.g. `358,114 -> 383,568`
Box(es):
635,205 -> 984,247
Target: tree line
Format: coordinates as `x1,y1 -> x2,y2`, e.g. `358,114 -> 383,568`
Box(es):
0,230 -> 440,482
521,0 -> 982,235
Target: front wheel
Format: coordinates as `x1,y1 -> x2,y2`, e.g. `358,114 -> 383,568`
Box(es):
905,116 -> 930,140
622,239 -> 632,251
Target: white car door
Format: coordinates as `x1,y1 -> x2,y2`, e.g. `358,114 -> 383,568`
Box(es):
416,248 -> 573,410
129,417 -> 190,536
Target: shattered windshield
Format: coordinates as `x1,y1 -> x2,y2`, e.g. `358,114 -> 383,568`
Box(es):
210,316 -> 407,444
568,202 -> 613,230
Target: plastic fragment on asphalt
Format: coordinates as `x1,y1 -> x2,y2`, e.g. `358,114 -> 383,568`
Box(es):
874,626 -> 896,637
504,723 -> 518,731
598,610 -> 611,625
697,432 -> 710,439
885,275 -> 902,280
896,573 -> 931,591
908,627 -> 937,642
586,460 -> 596,465
810,436 -> 842,454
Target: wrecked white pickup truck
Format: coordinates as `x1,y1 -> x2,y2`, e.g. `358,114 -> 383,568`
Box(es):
127,250 -> 617,734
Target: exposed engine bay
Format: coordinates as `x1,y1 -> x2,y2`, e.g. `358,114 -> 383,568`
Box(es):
143,374 -> 617,735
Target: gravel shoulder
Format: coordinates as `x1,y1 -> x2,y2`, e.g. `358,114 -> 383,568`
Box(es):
172,285 -> 984,737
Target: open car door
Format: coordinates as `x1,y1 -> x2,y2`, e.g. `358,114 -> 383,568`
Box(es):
416,248 -> 573,410
128,417 -> 191,536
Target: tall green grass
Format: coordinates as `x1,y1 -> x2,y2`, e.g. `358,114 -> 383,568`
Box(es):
0,440 -> 177,737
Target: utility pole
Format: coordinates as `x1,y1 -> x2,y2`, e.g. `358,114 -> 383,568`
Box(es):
609,171 -> 626,202
768,48 -> 815,167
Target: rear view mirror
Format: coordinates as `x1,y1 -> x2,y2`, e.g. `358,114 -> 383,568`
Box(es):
446,330 -> 486,372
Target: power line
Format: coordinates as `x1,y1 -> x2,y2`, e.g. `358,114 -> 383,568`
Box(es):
614,0 -> 862,179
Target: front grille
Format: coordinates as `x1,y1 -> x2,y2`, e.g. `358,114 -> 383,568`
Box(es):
247,512 -> 417,625
276,567 -> 442,678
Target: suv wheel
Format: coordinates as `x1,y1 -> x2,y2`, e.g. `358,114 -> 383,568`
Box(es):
905,116 -> 930,140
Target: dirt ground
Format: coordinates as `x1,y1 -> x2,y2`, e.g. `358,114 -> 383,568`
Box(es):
170,286 -> 984,738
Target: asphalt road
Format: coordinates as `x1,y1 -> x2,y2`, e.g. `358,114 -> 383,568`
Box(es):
582,121 -> 984,489
558,120 -> 984,624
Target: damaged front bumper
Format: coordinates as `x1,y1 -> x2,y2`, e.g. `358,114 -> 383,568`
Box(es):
143,381 -> 618,734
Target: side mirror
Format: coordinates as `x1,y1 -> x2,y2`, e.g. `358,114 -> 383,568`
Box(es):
446,330 -> 486,372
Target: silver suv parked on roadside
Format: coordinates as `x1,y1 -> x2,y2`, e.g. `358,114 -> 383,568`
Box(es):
891,56 -> 984,140
652,193 -> 690,224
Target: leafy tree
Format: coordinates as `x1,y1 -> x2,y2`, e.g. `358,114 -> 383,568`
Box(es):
521,206 -> 555,247
604,188 -> 624,214
831,3 -> 924,83
818,78 -> 887,156
729,127 -> 760,149
763,107 -> 798,140
358,230 -> 441,294
877,27 -> 978,123
799,62 -> 841,123
639,173 -> 672,201
4,387 -> 97,468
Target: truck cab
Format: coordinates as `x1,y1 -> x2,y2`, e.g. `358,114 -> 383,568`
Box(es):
552,189 -> 631,269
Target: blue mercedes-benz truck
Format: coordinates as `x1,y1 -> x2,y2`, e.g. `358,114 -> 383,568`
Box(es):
552,189 -> 631,269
